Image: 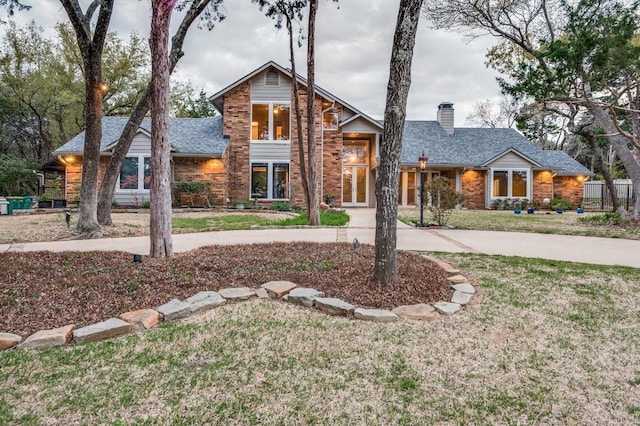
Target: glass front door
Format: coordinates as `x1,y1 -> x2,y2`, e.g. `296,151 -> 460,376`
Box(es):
342,166 -> 368,206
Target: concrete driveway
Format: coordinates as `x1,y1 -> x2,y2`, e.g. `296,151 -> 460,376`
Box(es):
1,208 -> 639,269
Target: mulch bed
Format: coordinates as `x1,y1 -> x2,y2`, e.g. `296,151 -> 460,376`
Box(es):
0,242 -> 452,337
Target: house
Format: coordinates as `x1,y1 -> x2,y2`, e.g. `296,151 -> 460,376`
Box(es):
53,61 -> 592,209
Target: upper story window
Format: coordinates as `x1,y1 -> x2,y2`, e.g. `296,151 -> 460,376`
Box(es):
251,103 -> 290,142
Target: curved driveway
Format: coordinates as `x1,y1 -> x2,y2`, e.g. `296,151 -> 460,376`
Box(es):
1,209 -> 638,269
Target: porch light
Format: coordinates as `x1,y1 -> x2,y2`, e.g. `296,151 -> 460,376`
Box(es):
419,152 -> 428,227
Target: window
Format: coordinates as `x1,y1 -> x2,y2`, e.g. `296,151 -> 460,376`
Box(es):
119,156 -> 151,191
251,103 -> 290,141
251,162 -> 289,199
491,169 -> 529,198
342,141 -> 368,164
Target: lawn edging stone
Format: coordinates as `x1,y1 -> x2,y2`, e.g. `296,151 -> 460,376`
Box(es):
1,256 -> 476,352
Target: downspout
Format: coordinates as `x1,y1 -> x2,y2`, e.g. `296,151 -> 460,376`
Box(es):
320,101 -> 335,201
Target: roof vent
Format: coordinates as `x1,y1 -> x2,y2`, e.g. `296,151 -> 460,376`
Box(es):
265,70 -> 279,86
437,102 -> 454,135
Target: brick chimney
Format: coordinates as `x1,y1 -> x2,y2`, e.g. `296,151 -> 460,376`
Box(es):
437,102 -> 454,135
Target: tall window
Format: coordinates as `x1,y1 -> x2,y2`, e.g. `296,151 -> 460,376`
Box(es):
251,103 -> 290,141
251,162 -> 289,199
119,156 -> 151,190
491,169 -> 529,198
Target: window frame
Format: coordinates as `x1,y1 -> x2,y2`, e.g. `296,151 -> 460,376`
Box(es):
489,168 -> 531,199
250,161 -> 290,200
250,102 -> 291,142
116,155 -> 151,193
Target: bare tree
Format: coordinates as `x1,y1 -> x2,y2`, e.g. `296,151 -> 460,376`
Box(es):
373,0 -> 423,286
97,0 -> 224,226
149,0 -> 177,258
465,95 -> 519,128
60,0 -> 114,238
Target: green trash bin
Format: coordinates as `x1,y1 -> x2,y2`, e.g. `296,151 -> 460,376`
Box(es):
23,196 -> 31,209
6,197 -> 19,214
23,196 -> 33,209
15,198 -> 24,210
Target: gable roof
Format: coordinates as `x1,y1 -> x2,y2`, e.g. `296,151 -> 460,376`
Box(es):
209,61 -> 383,131
400,121 -> 592,175
55,116 -> 227,157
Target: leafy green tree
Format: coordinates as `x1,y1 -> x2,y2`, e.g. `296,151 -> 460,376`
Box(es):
175,89 -> 217,118
0,154 -> 38,195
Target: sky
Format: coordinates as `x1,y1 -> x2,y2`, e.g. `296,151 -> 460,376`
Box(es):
7,0 -> 504,124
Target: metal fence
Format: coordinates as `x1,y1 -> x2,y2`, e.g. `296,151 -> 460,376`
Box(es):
583,181 -> 635,211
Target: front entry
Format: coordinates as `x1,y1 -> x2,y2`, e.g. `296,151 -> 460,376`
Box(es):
342,166 -> 368,206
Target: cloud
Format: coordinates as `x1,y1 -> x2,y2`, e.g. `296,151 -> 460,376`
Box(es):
10,0 -> 503,125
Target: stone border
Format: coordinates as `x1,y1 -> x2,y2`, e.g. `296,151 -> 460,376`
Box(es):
0,256 -> 475,351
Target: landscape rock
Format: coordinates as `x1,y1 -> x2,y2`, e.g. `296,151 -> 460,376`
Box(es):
287,288 -> 325,307
74,318 -> 131,344
261,281 -> 297,298
0,333 -> 23,350
185,291 -> 226,312
434,301 -> 462,316
156,299 -> 192,322
119,309 -> 161,331
354,308 -> 399,323
16,325 -> 74,350
218,287 -> 255,301
314,297 -> 355,316
255,288 -> 270,299
392,304 -> 439,321
438,262 -> 454,270
451,291 -> 473,305
452,283 -> 475,294
444,268 -> 461,276
447,274 -> 469,284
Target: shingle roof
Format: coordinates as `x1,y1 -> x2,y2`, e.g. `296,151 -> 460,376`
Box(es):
400,121 -> 592,175
55,116 -> 227,156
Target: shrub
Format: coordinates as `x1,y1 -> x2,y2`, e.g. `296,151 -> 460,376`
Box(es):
0,155 -> 38,196
270,201 -> 293,212
578,212 -> 623,225
423,176 -> 464,226
550,197 -> 571,210
174,181 -> 210,194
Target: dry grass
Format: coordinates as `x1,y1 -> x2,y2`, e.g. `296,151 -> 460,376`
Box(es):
2,254 -> 639,424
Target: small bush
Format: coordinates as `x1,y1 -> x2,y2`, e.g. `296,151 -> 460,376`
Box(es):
578,212 -> 622,225
423,177 -> 464,226
550,197 -> 571,210
270,201 -> 293,212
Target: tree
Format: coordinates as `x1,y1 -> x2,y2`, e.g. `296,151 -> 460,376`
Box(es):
96,0 -> 224,226
0,0 -> 29,23
465,95 -> 519,128
60,0 -> 114,238
305,0 -> 320,225
425,0 -> 640,219
149,0 -> 177,258
373,0 -> 423,286
176,88 -> 217,118
423,176 -> 463,226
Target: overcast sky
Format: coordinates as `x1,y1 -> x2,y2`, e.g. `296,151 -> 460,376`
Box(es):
8,0 -> 503,124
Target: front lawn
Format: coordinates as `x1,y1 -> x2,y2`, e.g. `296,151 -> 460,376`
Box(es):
2,253 -> 638,424
398,208 -> 640,239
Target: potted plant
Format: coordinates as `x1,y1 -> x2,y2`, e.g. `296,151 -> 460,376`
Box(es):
325,192 -> 335,206
526,199 -> 538,214
38,193 -> 52,208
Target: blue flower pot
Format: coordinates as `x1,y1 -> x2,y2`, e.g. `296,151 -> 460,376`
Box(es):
514,209 -> 521,214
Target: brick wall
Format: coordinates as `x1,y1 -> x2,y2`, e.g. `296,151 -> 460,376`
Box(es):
461,170 -> 486,208
533,170 -> 553,207
322,104 -> 343,207
554,176 -> 584,208
173,157 -> 226,205
224,83 -> 251,202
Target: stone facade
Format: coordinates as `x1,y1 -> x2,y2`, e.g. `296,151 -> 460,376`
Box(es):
533,170 -> 554,206
173,157 -> 225,205
223,83 -> 252,204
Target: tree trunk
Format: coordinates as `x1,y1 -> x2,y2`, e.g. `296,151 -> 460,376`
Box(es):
60,0 -> 114,238
149,0 -> 177,258
75,54 -> 104,238
585,133 -> 620,212
589,104 -> 640,219
97,87 -> 151,225
373,0 -> 423,286
306,0 -> 320,225
287,18 -> 310,211
97,0 -> 215,225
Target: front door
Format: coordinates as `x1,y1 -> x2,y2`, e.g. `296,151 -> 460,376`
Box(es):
342,166 -> 368,206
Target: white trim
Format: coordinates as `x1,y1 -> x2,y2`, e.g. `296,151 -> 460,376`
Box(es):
115,155 -> 151,194
250,160 -> 290,201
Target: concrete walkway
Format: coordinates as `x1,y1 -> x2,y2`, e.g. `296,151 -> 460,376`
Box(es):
1,208 -> 639,269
